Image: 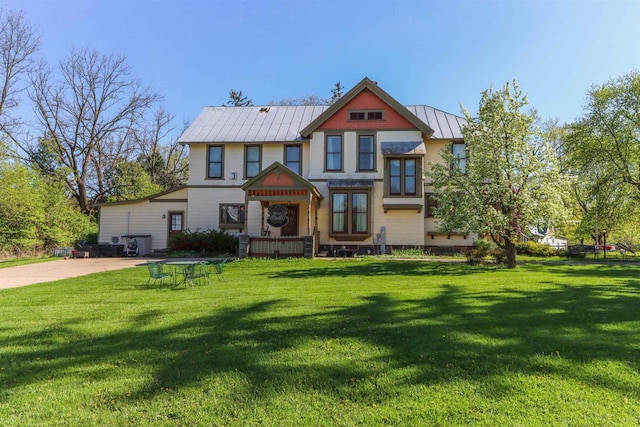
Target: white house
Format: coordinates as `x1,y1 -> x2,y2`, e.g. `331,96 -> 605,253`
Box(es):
98,77 -> 474,257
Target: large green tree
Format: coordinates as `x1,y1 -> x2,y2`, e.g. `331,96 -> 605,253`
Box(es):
0,161 -> 95,255
428,81 -> 567,268
563,71 -> 640,243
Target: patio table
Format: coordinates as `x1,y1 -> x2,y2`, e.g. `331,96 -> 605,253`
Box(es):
164,261 -> 200,288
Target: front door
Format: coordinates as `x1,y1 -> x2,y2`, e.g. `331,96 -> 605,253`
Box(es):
280,205 -> 298,236
168,211 -> 184,241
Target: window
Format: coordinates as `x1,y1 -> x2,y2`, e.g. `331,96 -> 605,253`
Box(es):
331,191 -> 370,237
219,204 -> 245,229
452,142 -> 466,173
357,135 -> 375,171
245,145 -> 262,178
207,146 -> 224,179
349,110 -> 384,121
170,213 -> 183,231
387,157 -> 419,196
425,193 -> 439,217
325,135 -> 343,171
284,144 -> 301,175
367,111 -> 383,120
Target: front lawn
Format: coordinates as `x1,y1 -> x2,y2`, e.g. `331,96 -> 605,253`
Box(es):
1,259 -> 638,425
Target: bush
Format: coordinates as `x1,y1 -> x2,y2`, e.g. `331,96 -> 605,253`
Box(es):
168,229 -> 238,256
466,240 -> 497,264
516,241 -> 559,257
389,248 -> 425,258
490,247 -> 507,264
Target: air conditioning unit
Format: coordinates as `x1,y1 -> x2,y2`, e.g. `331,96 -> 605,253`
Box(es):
111,236 -> 122,245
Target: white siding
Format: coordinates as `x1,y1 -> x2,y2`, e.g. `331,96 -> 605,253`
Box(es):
98,188 -> 188,251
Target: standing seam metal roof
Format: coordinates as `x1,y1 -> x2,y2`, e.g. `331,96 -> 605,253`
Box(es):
178,104 -> 465,144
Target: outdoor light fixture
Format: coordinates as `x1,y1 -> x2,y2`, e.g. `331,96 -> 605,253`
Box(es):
162,214 -> 166,219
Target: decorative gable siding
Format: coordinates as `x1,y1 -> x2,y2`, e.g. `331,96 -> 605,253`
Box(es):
318,89 -> 416,131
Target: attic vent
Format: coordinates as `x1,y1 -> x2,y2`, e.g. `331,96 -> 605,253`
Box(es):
260,107 -> 270,113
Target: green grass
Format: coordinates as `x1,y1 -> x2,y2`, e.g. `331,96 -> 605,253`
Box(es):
1,259 -> 639,425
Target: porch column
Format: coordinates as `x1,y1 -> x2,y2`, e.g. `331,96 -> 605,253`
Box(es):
307,193 -> 312,235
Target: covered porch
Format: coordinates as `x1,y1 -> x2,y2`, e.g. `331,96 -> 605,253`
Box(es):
239,162 -> 323,258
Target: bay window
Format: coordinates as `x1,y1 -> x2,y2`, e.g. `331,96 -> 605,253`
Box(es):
330,190 -> 370,239
386,157 -> 419,196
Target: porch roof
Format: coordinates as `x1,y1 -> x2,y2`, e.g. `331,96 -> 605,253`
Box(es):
241,162 -> 323,201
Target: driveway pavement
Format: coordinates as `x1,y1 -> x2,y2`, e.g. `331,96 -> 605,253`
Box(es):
0,257 -> 147,290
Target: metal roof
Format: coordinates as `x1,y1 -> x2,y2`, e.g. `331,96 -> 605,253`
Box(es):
405,105 -> 466,140
178,104 -> 466,144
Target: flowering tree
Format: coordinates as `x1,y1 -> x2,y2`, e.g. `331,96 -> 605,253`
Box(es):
428,81 -> 568,268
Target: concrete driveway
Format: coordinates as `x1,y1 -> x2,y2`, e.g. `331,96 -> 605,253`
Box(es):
0,257 -> 147,290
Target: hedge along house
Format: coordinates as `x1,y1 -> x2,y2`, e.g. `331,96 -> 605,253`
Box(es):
97,77 -> 473,257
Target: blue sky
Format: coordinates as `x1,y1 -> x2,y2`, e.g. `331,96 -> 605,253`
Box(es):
6,0 -> 640,127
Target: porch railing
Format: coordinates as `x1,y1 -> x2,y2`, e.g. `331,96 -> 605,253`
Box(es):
242,235 -> 315,258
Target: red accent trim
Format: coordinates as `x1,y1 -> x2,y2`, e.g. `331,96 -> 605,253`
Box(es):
247,189 -> 308,197
319,89 -> 415,130
261,171 -> 296,187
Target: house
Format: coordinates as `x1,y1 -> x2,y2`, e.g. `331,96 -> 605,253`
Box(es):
98,77 -> 474,257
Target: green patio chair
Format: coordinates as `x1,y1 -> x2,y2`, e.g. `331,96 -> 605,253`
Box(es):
208,259 -> 226,282
184,261 -> 209,288
146,262 -> 172,288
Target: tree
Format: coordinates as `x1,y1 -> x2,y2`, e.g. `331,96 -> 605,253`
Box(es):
562,71 -> 640,244
0,161 -> 94,256
27,48 -> 162,215
0,8 -> 40,151
269,94 -> 328,106
104,160 -> 163,202
134,108 -> 189,189
330,80 -> 344,104
226,89 -> 252,106
428,81 -> 567,268
269,81 -> 344,106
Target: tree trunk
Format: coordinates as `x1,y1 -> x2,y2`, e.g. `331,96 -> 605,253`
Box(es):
505,238 -> 517,268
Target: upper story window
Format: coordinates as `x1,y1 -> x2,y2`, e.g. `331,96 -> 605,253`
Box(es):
245,145 -> 262,178
387,157 -> 420,197
349,110 -> 384,121
357,135 -> 375,172
325,135 -> 343,172
284,144 -> 302,175
452,142 -> 467,173
207,145 -> 224,179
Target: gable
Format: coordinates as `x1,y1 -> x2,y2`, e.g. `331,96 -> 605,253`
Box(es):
300,77 -> 434,138
241,161 -> 323,200
317,89 -> 416,131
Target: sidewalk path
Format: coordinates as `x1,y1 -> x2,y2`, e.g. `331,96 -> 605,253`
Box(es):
0,257 -> 146,290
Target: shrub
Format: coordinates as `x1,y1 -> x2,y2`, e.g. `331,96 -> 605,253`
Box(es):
466,240 -> 497,264
168,229 -> 238,256
516,241 -> 559,257
389,248 -> 425,258
490,247 -> 507,264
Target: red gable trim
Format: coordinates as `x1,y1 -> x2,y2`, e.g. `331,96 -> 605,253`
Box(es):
319,88 -> 415,131
300,77 -> 434,138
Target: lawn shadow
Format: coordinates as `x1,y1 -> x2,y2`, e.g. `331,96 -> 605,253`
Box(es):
268,259 -> 496,280
2,265 -> 639,412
